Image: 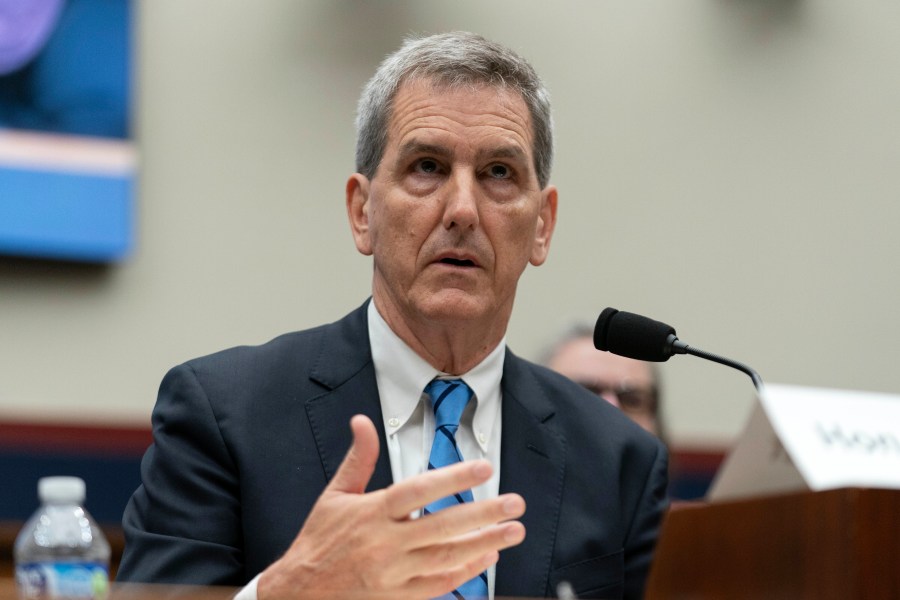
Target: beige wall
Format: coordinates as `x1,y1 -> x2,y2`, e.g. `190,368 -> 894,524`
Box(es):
1,0 -> 899,447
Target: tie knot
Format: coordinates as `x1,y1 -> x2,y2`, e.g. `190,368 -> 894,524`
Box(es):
425,379 -> 473,429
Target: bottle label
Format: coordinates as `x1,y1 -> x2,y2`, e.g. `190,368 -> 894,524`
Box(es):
15,562 -> 109,599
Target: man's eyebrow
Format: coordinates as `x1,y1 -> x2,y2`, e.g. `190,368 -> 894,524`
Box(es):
396,140 -> 451,163
395,141 -> 530,164
477,146 -> 528,162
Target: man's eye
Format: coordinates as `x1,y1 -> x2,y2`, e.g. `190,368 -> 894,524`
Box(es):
487,163 -> 510,179
415,159 -> 439,174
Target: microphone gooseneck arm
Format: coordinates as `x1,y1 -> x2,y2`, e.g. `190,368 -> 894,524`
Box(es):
594,307 -> 765,392
667,334 -> 765,392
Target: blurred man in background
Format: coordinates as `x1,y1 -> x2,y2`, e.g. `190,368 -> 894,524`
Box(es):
544,324 -> 665,443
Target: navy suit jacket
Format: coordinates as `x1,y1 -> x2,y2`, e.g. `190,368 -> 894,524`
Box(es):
118,301 -> 668,599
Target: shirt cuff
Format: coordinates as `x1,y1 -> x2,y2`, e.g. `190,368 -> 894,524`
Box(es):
233,573 -> 260,600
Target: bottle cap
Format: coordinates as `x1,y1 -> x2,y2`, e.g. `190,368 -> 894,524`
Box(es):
38,476 -> 86,504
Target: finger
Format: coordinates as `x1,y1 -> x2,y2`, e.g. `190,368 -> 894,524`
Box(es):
403,550 -> 500,599
405,520 -> 525,580
326,414 -> 380,495
408,493 -> 525,548
384,459 -> 493,520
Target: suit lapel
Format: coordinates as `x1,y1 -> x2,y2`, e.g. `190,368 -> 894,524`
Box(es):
495,351 -> 567,599
304,301 -> 393,492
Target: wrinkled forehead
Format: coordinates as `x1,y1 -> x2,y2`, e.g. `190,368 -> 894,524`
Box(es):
391,76 -> 533,131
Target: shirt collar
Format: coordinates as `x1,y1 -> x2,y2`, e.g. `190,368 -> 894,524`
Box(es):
368,300 -> 505,452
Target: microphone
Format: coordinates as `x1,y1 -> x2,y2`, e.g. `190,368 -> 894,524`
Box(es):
594,307 -> 764,391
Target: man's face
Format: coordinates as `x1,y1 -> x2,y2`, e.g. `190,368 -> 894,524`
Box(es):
347,79 -> 557,331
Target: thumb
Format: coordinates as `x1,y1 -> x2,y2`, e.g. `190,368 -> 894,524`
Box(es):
327,414 -> 380,495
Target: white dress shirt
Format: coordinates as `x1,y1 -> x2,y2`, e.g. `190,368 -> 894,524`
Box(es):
236,301 -> 505,599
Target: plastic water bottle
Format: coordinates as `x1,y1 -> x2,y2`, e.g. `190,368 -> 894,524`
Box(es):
14,477 -> 111,599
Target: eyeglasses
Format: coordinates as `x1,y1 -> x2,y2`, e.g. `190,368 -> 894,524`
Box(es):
577,381 -> 658,415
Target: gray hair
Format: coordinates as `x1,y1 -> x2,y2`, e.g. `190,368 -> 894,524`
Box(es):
355,31 -> 554,188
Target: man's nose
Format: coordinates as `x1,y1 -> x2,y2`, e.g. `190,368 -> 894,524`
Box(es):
442,171 -> 480,230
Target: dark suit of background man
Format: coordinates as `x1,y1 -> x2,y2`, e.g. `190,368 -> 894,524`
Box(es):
117,31 -> 668,600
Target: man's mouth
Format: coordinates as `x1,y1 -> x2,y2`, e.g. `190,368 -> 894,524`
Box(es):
439,257 -> 477,267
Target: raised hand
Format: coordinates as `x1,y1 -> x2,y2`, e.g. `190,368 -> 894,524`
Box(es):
257,415 -> 526,599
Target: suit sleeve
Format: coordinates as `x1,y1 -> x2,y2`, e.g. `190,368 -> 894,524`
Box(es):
117,363 -> 246,585
623,440 -> 669,600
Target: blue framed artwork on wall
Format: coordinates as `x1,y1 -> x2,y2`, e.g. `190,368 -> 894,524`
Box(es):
0,0 -> 135,263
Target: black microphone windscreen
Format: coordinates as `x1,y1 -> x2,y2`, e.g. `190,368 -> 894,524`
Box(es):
593,308 -> 677,362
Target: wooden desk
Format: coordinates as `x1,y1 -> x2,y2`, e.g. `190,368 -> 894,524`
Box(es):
0,578 -> 552,599
0,578 -> 237,599
645,488 -> 900,599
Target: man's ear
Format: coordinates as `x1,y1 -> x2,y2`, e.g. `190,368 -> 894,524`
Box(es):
346,174 -> 373,256
530,185 -> 558,266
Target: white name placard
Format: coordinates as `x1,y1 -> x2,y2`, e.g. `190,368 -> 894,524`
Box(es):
708,383 -> 900,502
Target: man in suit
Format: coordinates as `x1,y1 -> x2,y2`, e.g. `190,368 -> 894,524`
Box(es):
118,32 -> 668,600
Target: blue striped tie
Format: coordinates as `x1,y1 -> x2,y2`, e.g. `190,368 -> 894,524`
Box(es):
423,379 -> 489,600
